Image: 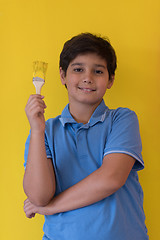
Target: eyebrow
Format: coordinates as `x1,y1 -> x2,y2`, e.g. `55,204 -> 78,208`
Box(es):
71,63 -> 83,67
70,63 -> 106,68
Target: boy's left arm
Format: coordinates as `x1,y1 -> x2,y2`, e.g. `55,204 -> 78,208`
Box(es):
24,153 -> 135,217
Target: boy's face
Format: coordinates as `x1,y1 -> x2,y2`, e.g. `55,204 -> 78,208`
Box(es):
60,53 -> 114,107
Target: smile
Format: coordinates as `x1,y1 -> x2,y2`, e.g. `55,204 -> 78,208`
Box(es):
78,87 -> 96,92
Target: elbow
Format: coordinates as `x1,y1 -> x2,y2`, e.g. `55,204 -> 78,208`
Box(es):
23,178 -> 55,207
36,188 -> 56,207
110,178 -> 126,193
113,180 -> 124,192
101,178 -> 125,197
24,190 -> 55,207
29,196 -> 53,207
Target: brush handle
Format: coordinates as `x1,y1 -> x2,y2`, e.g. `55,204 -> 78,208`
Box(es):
33,77 -> 45,94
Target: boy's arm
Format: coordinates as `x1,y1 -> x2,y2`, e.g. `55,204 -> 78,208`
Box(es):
23,95 -> 56,206
24,153 -> 135,217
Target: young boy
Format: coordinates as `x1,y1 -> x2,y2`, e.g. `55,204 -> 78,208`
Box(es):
23,33 -> 149,240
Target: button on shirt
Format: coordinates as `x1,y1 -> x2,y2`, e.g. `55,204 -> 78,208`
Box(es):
24,100 -> 149,240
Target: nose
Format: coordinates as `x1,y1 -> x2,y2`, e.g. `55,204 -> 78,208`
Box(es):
83,71 -> 93,84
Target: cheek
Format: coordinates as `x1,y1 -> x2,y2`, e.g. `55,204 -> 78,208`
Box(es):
98,81 -> 108,91
68,76 -> 79,87
66,78 -> 77,92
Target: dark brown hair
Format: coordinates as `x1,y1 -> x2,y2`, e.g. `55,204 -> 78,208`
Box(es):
59,33 -> 117,79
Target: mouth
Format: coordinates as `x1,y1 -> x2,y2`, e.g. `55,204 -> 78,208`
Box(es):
78,87 -> 96,92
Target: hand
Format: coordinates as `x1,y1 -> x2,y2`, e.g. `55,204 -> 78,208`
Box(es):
24,198 -> 52,218
24,198 -> 38,218
25,94 -> 47,133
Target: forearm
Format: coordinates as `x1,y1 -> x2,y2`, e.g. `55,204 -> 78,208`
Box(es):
38,166 -> 119,215
24,154 -> 135,218
23,131 -> 55,206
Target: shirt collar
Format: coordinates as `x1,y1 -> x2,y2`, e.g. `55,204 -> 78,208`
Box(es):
59,99 -> 109,127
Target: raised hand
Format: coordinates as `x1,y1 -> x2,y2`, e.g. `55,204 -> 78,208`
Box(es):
25,94 -> 47,133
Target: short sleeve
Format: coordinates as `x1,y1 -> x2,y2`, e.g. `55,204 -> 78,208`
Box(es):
103,108 -> 144,171
24,130 -> 52,169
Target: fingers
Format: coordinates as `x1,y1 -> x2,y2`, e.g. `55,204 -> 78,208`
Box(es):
27,95 -> 46,106
25,95 -> 47,116
29,213 -> 36,218
24,198 -> 37,219
25,95 -> 47,131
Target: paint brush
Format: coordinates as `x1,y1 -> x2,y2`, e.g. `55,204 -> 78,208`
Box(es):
33,61 -> 48,94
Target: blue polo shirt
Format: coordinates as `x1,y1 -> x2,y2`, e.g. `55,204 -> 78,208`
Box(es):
24,99 -> 149,240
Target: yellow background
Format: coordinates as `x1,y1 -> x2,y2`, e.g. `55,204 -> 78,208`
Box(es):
0,0 -> 160,239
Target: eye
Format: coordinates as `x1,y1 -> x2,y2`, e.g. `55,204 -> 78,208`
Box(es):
95,70 -> 103,74
73,68 -> 83,72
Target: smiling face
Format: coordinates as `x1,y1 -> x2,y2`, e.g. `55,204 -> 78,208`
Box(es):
60,53 -> 114,108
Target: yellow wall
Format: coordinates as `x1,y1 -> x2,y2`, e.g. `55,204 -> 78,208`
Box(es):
0,0 -> 159,239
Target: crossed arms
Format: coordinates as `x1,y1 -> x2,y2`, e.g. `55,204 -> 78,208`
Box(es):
23,95 -> 135,218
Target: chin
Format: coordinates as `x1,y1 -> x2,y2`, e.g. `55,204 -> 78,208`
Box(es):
79,98 -> 102,106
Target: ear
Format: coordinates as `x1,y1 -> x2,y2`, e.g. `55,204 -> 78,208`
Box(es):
107,75 -> 115,89
59,67 -> 66,85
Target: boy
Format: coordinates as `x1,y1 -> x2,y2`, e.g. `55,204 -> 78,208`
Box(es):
23,33 -> 149,240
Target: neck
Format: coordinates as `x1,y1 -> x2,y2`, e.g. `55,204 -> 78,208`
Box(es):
69,100 -> 102,124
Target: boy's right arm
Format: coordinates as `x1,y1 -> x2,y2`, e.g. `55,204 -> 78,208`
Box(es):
23,95 -> 56,206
